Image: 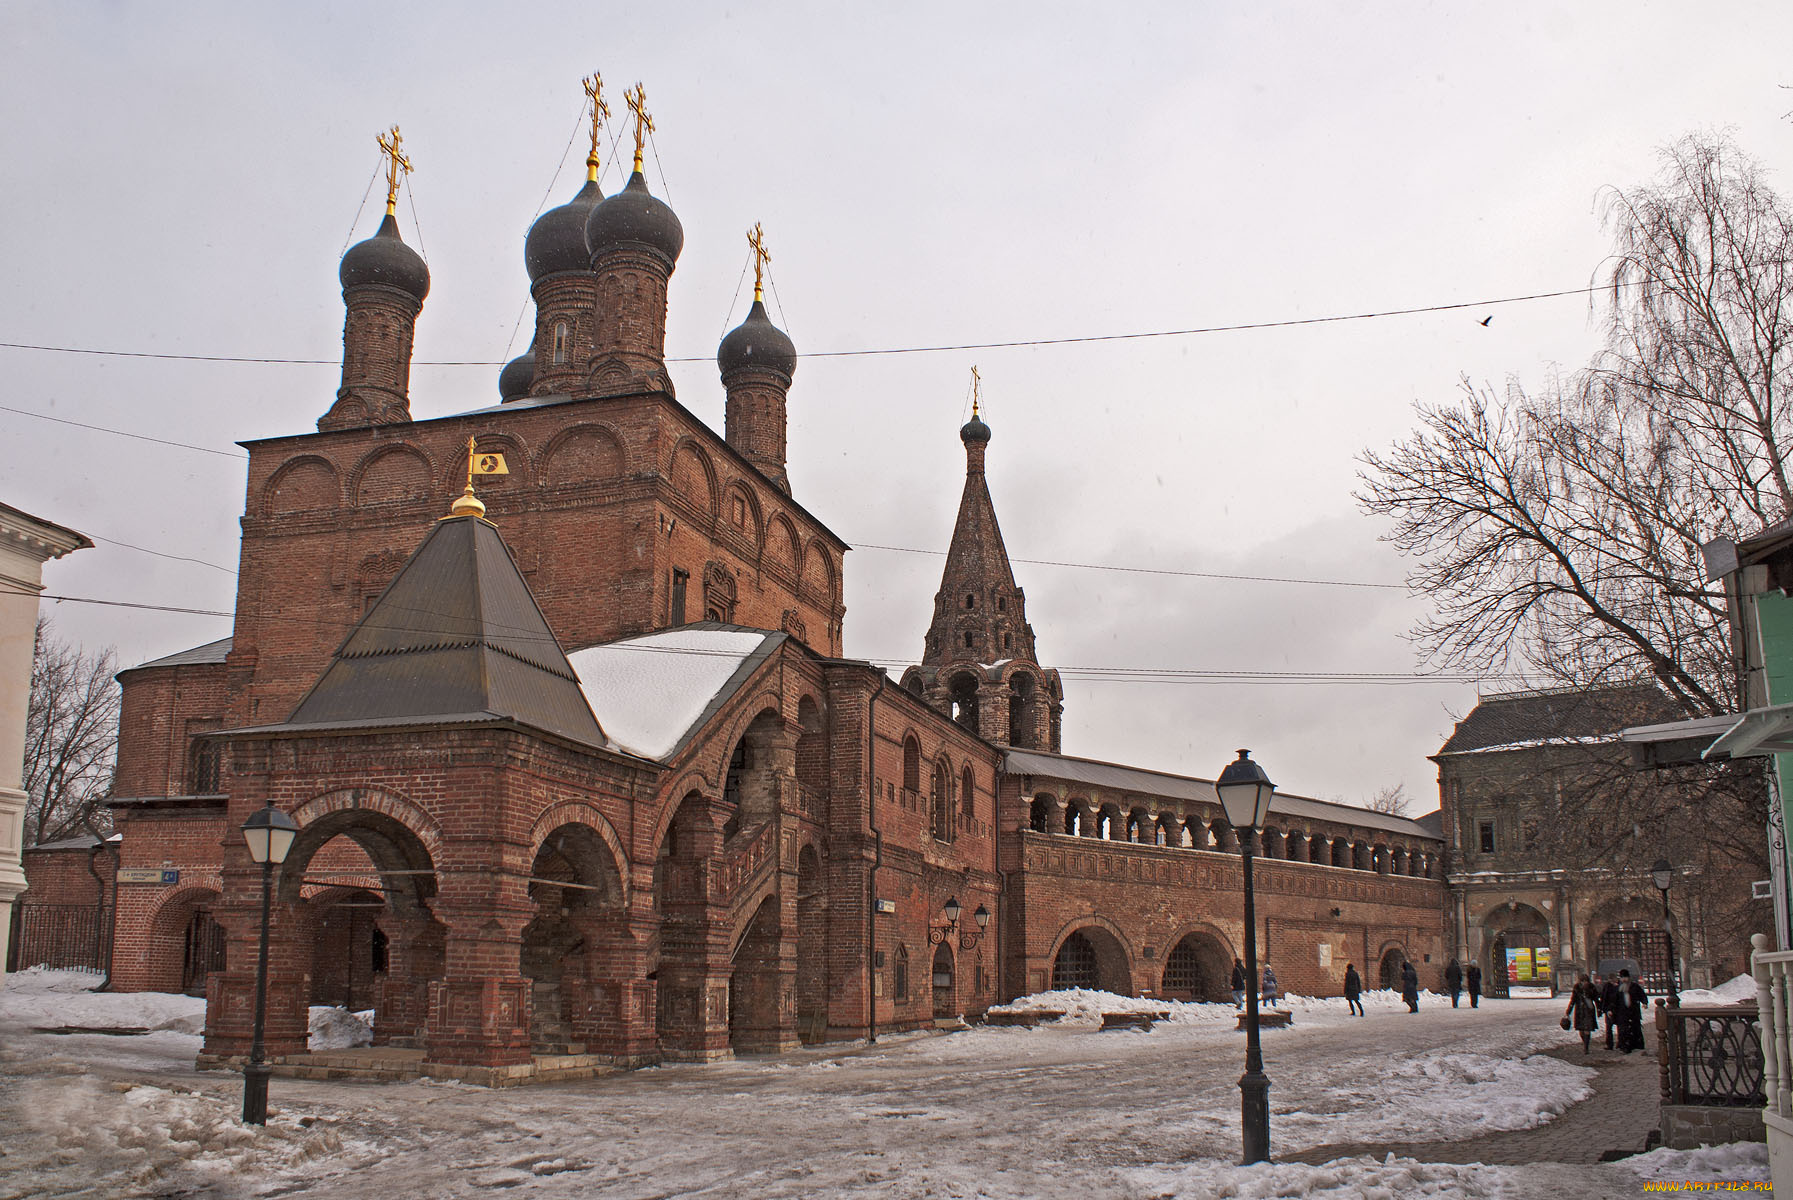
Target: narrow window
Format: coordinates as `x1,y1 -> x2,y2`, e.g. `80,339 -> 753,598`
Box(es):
552,320 -> 569,364
1003,633 -> 1012,650
961,765 -> 975,821
894,945 -> 910,1001
671,568 -> 689,624
189,741 -> 220,794
1478,821 -> 1495,854
902,737 -> 921,793
731,494 -> 747,529
963,632 -> 974,648
997,597 -> 1006,612
965,593 -> 976,609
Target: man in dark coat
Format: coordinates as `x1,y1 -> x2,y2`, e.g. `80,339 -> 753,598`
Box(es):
1401,959 -> 1420,1012
1613,969 -> 1649,1053
1231,958 -> 1246,1010
1444,958 -> 1463,1008
1343,963 -> 1364,1016
1466,962 -> 1482,1008
1598,972 -> 1621,1050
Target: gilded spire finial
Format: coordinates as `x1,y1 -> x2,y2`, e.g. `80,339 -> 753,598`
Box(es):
971,365 -> 981,418
447,436 -> 511,520
376,125 -> 413,218
625,83 -> 653,174
748,223 -> 770,304
582,73 -> 609,182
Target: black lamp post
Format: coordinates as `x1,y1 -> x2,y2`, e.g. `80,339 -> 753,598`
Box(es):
241,801 -> 299,1125
1651,858 -> 1681,1007
1216,748 -> 1276,1165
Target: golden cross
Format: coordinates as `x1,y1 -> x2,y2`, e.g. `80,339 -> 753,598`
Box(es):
971,365 -> 981,417
582,73 -> 609,181
625,83 -> 653,174
747,223 -> 770,302
376,125 -> 412,217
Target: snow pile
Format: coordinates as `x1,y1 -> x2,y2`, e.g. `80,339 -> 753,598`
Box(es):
6,1074 -> 372,1196
1620,1139 -> 1770,1184
1271,1047 -> 1594,1148
1678,972 -> 1759,1006
1,966 -> 206,1034
1130,1154 -> 1516,1198
309,1006 -> 374,1050
987,986 -> 1455,1027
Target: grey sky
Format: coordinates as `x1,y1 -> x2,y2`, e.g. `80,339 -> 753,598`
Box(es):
5,2 -> 1791,805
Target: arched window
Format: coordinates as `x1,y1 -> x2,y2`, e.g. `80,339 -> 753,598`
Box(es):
552,320 -> 570,364
902,736 -> 920,794
961,765 -> 976,822
931,760 -> 955,843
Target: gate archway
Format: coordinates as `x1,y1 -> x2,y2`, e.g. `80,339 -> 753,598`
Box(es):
1049,925 -> 1132,995
1161,929 -> 1232,1002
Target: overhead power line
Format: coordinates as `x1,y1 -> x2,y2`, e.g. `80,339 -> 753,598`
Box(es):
0,280 -> 1595,369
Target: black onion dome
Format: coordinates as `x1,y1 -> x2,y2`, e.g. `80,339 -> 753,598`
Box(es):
499,344 -> 536,401
584,171 -> 683,266
717,299 -> 797,379
524,179 -> 603,281
960,413 -> 991,444
339,213 -> 430,301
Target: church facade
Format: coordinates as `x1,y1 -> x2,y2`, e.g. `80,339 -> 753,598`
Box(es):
84,91 -> 1447,1083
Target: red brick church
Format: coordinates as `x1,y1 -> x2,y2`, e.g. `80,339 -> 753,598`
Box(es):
47,86 -> 1446,1083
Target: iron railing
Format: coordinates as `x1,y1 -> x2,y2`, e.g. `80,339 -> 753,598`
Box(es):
7,902 -> 110,973
1658,1001 -> 1764,1107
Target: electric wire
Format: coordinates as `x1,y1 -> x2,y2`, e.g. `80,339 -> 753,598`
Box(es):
338,160 -> 382,257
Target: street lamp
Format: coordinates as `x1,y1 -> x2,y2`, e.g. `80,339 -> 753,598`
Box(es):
241,801 -> 299,1125
930,897 -> 989,950
1651,858 -> 1681,1007
1216,748 -> 1275,1165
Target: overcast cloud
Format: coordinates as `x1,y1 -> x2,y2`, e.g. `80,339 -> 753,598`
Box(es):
5,2 -> 1791,805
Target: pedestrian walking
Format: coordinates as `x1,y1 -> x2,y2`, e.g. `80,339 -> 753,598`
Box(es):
1400,959 -> 1420,1013
1598,971 -> 1621,1050
1231,958 -> 1246,1010
1343,963 -> 1365,1016
1444,958 -> 1462,1008
1564,972 -> 1601,1054
1465,962 -> 1482,1008
1260,963 -> 1279,1007
1613,969 -> 1649,1054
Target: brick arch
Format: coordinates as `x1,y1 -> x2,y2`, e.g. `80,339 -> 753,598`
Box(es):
262,455 -> 340,517
669,438 -> 719,517
526,800 -> 631,911
289,788 -> 444,862
727,880 -> 780,960
1045,917 -> 1135,995
648,771 -> 719,851
1161,921 -> 1236,1001
765,515 -> 800,578
540,423 -> 625,487
143,884 -> 225,993
351,443 -> 435,507
801,539 -> 836,599
282,789 -> 443,913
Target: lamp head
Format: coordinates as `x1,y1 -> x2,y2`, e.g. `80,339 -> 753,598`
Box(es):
943,896 -> 962,926
973,903 -> 990,929
1651,859 -> 1674,893
242,802 -> 300,865
1215,748 -> 1275,832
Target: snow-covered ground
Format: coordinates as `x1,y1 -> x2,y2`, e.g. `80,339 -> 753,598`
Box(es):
0,968 -> 1769,1199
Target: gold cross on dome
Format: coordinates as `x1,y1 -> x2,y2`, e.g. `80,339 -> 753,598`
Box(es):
748,223 -> 770,302
582,73 -> 609,180
376,125 -> 412,217
625,83 -> 653,173
971,365 -> 981,417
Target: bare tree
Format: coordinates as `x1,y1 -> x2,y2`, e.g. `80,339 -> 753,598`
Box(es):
1359,132 -> 1793,718
22,618 -> 119,846
1364,784 -> 1411,817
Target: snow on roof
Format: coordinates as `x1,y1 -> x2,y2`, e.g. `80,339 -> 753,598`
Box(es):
568,626 -> 782,761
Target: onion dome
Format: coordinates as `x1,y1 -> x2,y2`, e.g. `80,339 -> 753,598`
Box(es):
717,299 -> 797,379
524,180 -> 603,281
499,343 -> 536,401
585,171 -> 684,267
960,412 -> 991,444
339,213 -> 430,301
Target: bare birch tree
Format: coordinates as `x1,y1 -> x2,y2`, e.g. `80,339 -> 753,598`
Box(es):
22,618 -> 119,846
1364,784 -> 1411,817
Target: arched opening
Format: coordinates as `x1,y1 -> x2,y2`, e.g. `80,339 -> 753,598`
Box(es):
1007,674 -> 1038,749
308,886 -> 385,1011
730,895 -> 784,1053
1065,799 -> 1088,837
796,845 -> 826,1043
961,765 -> 976,825
932,942 -> 956,1020
1161,930 -> 1232,1002
930,758 -> 955,843
723,708 -> 785,842
902,736 -> 921,796
949,672 -> 980,734
522,823 -> 625,1054
1331,838 -> 1348,868
147,887 -> 225,995
1050,926 -> 1132,995
1378,946 -> 1407,991
1029,795 -> 1053,833
1482,900 -> 1553,998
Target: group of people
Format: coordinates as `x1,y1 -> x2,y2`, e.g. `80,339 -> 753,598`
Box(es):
1441,958 -> 1484,1008
1228,957 -> 1469,1016
1230,958 -> 1279,1008
1562,969 -> 1651,1054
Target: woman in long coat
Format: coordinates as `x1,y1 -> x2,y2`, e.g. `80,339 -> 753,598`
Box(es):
1343,963 -> 1365,1016
1564,972 -> 1601,1054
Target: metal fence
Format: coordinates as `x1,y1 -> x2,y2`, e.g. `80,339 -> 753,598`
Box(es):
6,902 -> 110,973
1658,1002 -> 1765,1107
